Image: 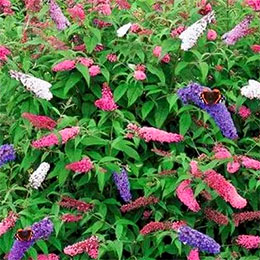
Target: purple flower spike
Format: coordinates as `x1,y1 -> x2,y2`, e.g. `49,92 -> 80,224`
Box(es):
178,226 -> 221,254
113,168 -> 132,203
222,15 -> 253,45
8,218 -> 53,260
177,83 -> 238,139
49,0 -> 70,31
0,144 -> 16,167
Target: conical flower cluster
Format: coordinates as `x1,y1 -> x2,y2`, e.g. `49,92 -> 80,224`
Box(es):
29,162 -> 50,189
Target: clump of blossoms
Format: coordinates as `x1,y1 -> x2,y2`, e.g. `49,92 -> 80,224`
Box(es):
213,143 -> 232,159
22,113 -> 57,130
94,83 -> 118,111
29,162 -> 50,189
9,70 -> 53,101
229,105 -> 251,120
59,196 -> 93,212
152,46 -> 171,63
0,212 -> 19,237
35,254 -> 59,260
60,213 -> 83,223
203,170 -> 247,209
241,79 -> 260,100
24,0 -> 42,12
0,144 -> 16,167
113,168 -> 132,202
171,26 -> 185,38
120,196 -> 159,213
246,0 -> 260,11
93,18 -> 112,28
179,11 -> 215,51
0,46 -> 11,61
233,211 -> 260,226
140,221 -> 172,235
207,29 -> 217,41
127,123 -> 184,143
115,0 -> 131,9
133,64 -> 147,81
0,0 -> 13,15
177,83 -> 238,139
52,59 -> 76,72
172,221 -> 187,231
222,15 -> 253,45
106,53 -> 117,62
176,180 -> 201,212
251,44 -> 260,53
67,4 -> 85,24
236,235 -> 260,249
187,248 -> 200,260
204,208 -> 228,225
32,127 -> 80,149
8,218 -> 53,260
63,236 -> 99,258
178,226 -> 221,254
66,158 -> 93,173
49,0 -> 70,30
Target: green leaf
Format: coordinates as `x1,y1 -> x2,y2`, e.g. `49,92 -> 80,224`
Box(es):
146,64 -> 165,84
141,101 -> 154,119
199,62 -> 209,83
76,63 -> 90,86
179,112 -> 191,135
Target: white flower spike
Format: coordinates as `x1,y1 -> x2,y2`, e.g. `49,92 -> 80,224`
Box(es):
241,80 -> 260,100
29,162 -> 50,189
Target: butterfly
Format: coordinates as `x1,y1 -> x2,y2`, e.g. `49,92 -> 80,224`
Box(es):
200,88 -> 224,105
15,228 -> 33,241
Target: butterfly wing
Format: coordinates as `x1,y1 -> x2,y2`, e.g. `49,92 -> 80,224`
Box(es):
117,23 -> 132,37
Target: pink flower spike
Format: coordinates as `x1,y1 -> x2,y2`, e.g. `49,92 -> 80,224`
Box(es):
227,161 -> 241,174
153,46 -> 162,57
236,235 -> 260,249
0,211 -> 19,237
233,211 -> 260,226
66,158 -> 93,173
59,196 -> 93,212
172,221 -> 186,231
77,57 -> 94,68
37,254 -> 59,260
94,83 -> 118,111
89,65 -> 101,77
0,46 -> 11,61
176,180 -> 201,212
64,236 -> 99,258
187,248 -> 200,260
22,112 -> 57,130
204,170 -> 247,209
247,0 -> 260,11
140,221 -> 172,235
52,59 -> 76,72
213,144 -> 232,159
240,156 -> 260,170
68,4 -> 85,23
32,127 -> 80,149
138,126 -> 183,143
251,44 -> 260,53
189,160 -> 203,178
60,213 -> 82,223
204,207 -> 228,225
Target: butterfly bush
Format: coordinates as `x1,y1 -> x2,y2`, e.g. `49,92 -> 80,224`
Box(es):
113,168 -> 132,202
60,213 -> 83,223
179,11 -> 215,51
22,113 -> 57,130
178,226 -> 221,254
66,158 -> 93,173
222,15 -> 253,45
233,211 -> 260,226
187,249 -> 200,260
176,180 -> 201,212
204,208 -> 228,225
140,221 -> 172,235
9,70 -> 53,101
177,83 -> 238,139
8,218 -> 53,260
0,144 -> 16,167
36,254 -> 59,260
63,235 -> 99,258
29,162 -> 50,189
236,235 -> 260,249
0,212 -> 19,237
59,196 -> 93,212
241,80 -> 260,99
32,127 -> 80,148
49,0 -> 70,30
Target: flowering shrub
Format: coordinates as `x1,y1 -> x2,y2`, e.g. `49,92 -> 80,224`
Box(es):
1,0 -> 260,259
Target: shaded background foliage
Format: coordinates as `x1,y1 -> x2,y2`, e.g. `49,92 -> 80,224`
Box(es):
0,0 -> 260,259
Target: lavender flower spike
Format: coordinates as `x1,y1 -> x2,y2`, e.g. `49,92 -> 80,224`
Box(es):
113,168 -> 132,202
177,83 -> 238,139
0,144 -> 16,167
49,0 -> 70,31
8,218 -> 53,260
178,226 -> 220,254
222,15 -> 253,45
